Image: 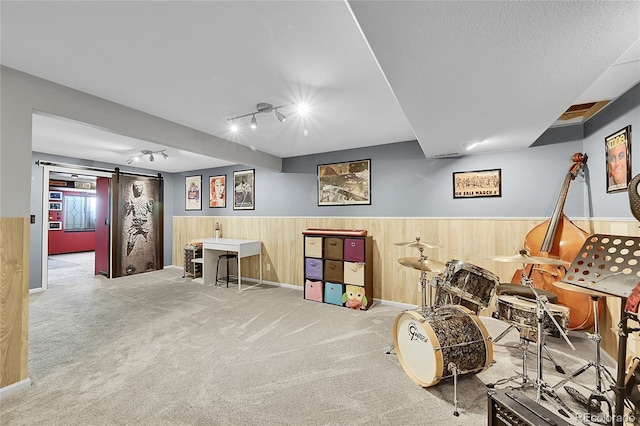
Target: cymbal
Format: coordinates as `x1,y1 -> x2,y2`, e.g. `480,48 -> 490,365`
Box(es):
397,257 -> 446,273
394,239 -> 439,249
488,252 -> 570,266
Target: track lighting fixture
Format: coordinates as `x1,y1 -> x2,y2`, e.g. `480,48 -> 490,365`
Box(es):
227,102 -> 289,132
126,149 -> 169,165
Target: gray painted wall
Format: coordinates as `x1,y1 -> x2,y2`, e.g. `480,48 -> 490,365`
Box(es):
583,83 -> 639,219
174,140 -> 586,218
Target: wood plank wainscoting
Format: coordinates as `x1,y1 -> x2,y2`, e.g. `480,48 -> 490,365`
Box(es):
0,217 -> 30,392
173,216 -> 640,361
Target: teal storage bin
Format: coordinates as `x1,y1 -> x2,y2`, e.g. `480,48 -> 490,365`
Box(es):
324,282 -> 344,306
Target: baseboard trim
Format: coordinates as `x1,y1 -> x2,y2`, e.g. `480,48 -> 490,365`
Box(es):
0,378 -> 31,400
29,287 -> 45,294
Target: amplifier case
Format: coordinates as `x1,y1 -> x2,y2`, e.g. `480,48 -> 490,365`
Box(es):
488,389 -> 571,426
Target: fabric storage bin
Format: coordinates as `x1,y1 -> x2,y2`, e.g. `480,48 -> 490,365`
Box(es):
324,260 -> 343,283
305,258 -> 323,280
305,236 -> 323,258
324,237 -> 343,260
304,280 -> 323,302
324,282 -> 344,306
343,261 -> 365,285
344,238 -> 365,262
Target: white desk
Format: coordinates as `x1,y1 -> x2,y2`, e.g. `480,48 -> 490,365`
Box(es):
201,238 -> 262,290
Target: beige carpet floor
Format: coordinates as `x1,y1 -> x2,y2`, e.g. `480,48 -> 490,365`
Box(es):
0,252 -> 632,425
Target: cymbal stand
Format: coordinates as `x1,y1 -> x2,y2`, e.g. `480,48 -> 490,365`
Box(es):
519,271 -> 587,423
417,246 -> 434,315
552,294 -> 615,418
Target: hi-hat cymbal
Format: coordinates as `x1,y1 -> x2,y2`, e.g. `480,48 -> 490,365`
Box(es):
397,257 -> 447,273
394,239 -> 439,249
488,252 -> 570,266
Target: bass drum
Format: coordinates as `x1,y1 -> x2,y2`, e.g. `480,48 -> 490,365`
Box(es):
392,305 -> 493,387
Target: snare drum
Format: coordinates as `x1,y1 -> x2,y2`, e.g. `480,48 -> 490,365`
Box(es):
392,305 -> 493,387
495,295 -> 570,342
439,260 -> 500,311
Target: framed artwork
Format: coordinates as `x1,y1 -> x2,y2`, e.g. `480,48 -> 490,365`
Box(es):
233,169 -> 255,210
48,221 -> 62,230
606,125 -> 631,193
185,175 -> 202,210
209,175 -> 226,208
49,191 -> 63,200
49,201 -> 63,210
453,168 -> 501,198
317,159 -> 371,206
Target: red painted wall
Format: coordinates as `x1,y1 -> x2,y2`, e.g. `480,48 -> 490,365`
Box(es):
48,188 -> 96,255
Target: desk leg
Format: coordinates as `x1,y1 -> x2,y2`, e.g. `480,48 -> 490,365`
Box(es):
238,255 -> 242,291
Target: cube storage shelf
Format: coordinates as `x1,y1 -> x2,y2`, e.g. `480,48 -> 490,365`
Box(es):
302,228 -> 373,310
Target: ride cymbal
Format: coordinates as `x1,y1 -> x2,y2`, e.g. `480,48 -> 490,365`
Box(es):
488,252 -> 570,266
397,257 -> 446,273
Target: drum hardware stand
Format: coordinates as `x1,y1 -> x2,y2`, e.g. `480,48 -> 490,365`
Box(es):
449,362 -> 460,417
552,294 -> 615,420
491,313 -> 565,374
486,337 -> 534,390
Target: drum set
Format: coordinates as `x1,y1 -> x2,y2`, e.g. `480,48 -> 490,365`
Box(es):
390,238 -> 602,420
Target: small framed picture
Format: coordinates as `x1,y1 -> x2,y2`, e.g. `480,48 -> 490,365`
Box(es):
453,169 -> 502,198
185,175 -> 202,211
209,175 -> 226,208
49,201 -> 63,211
49,191 -> 63,200
233,169 -> 255,210
49,221 -> 62,230
606,125 -> 631,193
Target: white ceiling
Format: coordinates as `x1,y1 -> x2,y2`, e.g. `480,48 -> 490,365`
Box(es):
2,1 -> 639,173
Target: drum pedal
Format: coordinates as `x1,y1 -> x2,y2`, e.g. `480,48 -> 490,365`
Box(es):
564,386 -> 602,413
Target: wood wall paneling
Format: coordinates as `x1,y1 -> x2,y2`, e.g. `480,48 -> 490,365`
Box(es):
172,216 -> 639,360
0,217 -> 29,387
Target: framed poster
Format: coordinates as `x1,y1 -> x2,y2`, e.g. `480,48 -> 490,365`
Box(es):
185,175 -> 202,210
317,159 -> 371,206
453,168 -> 501,198
49,201 -> 63,210
49,191 -> 63,200
209,175 -> 226,208
48,221 -> 62,230
606,125 -> 631,193
233,169 -> 254,210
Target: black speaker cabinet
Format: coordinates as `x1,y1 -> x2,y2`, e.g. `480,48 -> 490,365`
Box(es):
488,389 -> 571,426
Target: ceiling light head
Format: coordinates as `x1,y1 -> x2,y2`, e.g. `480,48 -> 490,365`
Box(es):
250,114 -> 257,129
275,109 -> 286,123
161,150 -> 169,159
149,154 -> 154,162
229,119 -> 239,132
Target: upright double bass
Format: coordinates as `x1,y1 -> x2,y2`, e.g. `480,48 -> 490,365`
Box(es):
512,153 -> 599,330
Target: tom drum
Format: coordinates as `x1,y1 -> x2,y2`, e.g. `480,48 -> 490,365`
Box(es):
439,260 -> 500,312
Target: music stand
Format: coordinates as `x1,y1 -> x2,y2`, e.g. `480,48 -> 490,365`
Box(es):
558,234 -> 640,426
